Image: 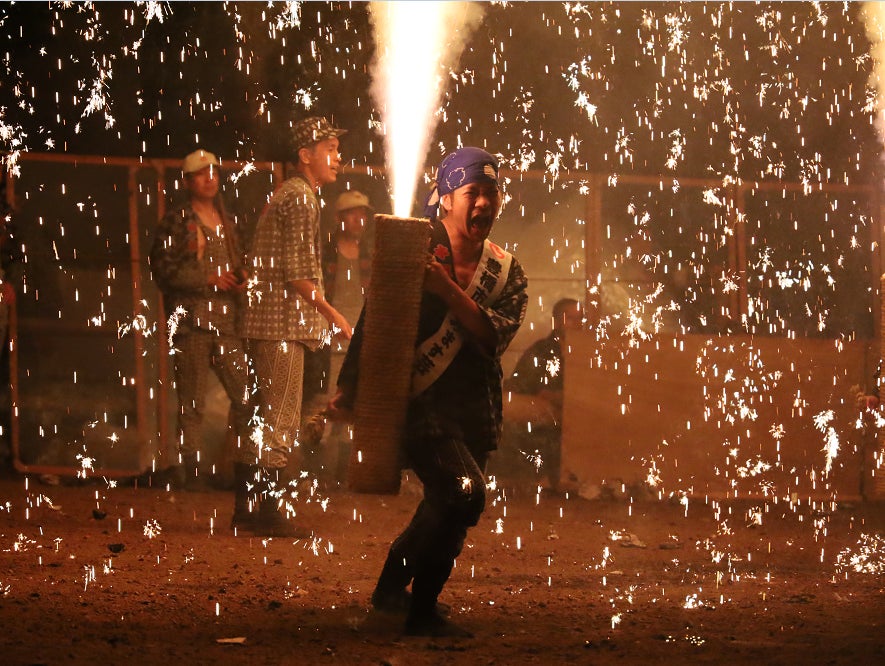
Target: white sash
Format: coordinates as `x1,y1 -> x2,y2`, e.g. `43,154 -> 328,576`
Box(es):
411,239 -> 513,396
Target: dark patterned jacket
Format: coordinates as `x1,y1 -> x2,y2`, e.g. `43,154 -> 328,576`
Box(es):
149,200 -> 245,335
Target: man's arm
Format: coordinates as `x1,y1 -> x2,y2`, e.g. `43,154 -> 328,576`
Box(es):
423,259 -> 497,352
288,278 -> 353,339
424,256 -> 528,358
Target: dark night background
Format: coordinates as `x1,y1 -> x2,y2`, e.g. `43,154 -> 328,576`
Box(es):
2,2 -> 878,180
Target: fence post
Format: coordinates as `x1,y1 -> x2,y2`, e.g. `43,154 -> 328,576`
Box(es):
127,166 -> 149,462
153,165 -> 172,469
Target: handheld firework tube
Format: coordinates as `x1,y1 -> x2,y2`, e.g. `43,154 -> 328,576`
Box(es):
348,214 -> 431,494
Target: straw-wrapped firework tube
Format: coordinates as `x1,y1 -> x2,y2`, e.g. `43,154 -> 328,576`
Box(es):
348,215 -> 431,494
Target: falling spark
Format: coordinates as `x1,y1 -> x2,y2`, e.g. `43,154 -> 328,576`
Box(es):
13,534 -> 36,552
117,313 -> 153,339
76,452 -> 95,478
523,449 -> 543,471
227,162 -> 256,184
143,519 -> 162,539
545,356 -> 561,378
136,0 -> 168,24
746,506 -> 763,526
683,594 -> 706,609
82,565 -> 96,591
812,410 -> 840,475
834,533 -> 885,574
257,3 -> 296,31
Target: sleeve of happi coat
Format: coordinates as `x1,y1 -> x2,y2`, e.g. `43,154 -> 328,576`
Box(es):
480,258 -> 528,359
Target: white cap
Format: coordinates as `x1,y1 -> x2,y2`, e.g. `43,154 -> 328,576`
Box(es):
182,149 -> 220,174
335,190 -> 373,214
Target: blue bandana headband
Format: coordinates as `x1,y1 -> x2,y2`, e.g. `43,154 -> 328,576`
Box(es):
423,147 -> 500,220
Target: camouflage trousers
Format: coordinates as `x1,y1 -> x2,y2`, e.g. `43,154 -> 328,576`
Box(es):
247,339 -> 306,470
172,327 -> 252,462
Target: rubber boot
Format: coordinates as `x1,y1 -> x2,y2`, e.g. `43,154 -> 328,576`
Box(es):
370,540 -> 451,616
405,564 -> 470,638
230,463 -> 258,532
371,550 -> 414,613
253,467 -> 306,538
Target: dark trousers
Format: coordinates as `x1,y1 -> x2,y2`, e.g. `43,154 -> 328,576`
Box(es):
377,432 -> 488,614
173,328 -> 252,460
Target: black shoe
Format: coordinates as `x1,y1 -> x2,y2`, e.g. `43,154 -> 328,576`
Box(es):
371,588 -> 411,613
231,504 -> 305,536
404,610 -> 472,638
371,588 -> 450,616
230,509 -> 257,532
253,503 -> 310,538
251,467 -> 308,538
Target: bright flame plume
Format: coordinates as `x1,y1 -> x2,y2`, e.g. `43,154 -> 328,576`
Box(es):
368,1 -> 483,216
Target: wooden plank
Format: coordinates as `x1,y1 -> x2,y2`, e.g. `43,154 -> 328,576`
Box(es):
562,331 -> 874,500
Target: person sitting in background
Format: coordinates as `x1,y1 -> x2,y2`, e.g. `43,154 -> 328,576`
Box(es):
505,297 -> 584,493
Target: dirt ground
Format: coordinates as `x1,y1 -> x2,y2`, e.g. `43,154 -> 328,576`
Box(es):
0,467 -> 883,666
